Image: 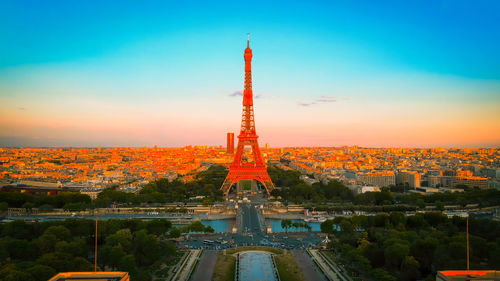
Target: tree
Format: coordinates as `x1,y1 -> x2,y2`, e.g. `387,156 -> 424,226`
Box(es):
72,257 -> 94,271
304,223 -> 312,232
22,201 -> 35,212
292,222 -> 302,230
320,219 -> 335,234
36,233 -> 58,253
36,252 -> 74,272
416,199 -> 425,209
389,212 -> 406,227
384,243 -> 409,269
27,264 -> 56,281
371,268 -> 396,281
281,219 -> 292,233
107,229 -> 133,251
339,219 -> 354,234
410,237 -> 437,272
118,254 -> 137,275
63,202 -> 87,212
0,264 -> 35,281
44,225 -> 71,241
145,219 -> 172,236
4,238 -> 37,260
400,256 -> 421,281
187,221 -> 206,233
435,200 -> 445,211
0,201 -> 8,212
169,226 -> 181,238
108,245 -> 127,269
133,230 -> 161,266
38,204 -> 54,212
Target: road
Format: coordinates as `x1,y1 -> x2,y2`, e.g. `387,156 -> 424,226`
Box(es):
190,250 -> 218,281
240,203 -> 261,234
291,250 -> 328,281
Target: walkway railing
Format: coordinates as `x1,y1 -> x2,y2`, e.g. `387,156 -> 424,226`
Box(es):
234,253 -> 240,281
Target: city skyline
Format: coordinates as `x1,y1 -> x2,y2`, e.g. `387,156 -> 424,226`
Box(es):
1,1 -> 499,148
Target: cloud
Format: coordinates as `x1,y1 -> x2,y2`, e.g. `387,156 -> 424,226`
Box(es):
229,90 -> 243,97
297,95 -> 350,106
298,101 -> 314,107
316,95 -> 336,103
229,90 -> 263,99
18,107 -> 26,110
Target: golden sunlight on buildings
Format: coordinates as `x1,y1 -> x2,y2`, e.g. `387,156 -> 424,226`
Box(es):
0,146 -> 498,193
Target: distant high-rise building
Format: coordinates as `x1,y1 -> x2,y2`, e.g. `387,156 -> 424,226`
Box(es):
265,143 -> 269,149
359,171 -> 396,187
227,132 -> 234,154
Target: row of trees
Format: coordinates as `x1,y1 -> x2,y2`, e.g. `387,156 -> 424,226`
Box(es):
94,165 -> 227,207
280,219 -> 312,232
0,218 -> 181,281
0,192 -> 91,210
320,213 -> 500,281
397,188 -> 500,207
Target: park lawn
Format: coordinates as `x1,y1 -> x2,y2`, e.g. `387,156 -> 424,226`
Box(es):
242,180 -> 252,190
212,254 -> 236,281
274,250 -> 306,281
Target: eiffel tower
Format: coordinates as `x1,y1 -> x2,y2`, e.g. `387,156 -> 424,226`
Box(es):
220,35 -> 274,198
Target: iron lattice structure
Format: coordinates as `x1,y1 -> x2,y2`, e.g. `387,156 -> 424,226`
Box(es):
221,37 -> 274,197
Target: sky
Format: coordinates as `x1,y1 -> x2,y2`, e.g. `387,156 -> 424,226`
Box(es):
0,0 -> 499,148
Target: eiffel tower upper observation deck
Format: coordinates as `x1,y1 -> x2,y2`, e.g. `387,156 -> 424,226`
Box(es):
220,35 -> 274,198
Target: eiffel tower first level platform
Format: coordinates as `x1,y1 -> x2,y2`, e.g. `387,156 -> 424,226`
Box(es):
220,166 -> 274,196
220,35 -> 274,198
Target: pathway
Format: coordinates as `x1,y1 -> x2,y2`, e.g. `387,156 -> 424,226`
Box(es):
307,249 -> 341,281
171,249 -> 201,281
189,250 -> 218,281
291,250 -> 327,281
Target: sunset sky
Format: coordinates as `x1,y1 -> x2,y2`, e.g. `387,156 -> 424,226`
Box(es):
1,0 -> 499,148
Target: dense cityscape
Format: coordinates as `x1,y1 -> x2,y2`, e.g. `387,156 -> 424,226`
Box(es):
1,146 -> 497,195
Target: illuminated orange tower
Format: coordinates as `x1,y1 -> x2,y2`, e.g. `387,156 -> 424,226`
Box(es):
221,35 -> 274,197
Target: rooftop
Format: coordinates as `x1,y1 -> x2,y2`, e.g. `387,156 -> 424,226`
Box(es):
436,270 -> 500,281
48,272 -> 129,281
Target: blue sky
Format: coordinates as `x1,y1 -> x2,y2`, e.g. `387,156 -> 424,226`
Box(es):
0,0 -> 499,147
